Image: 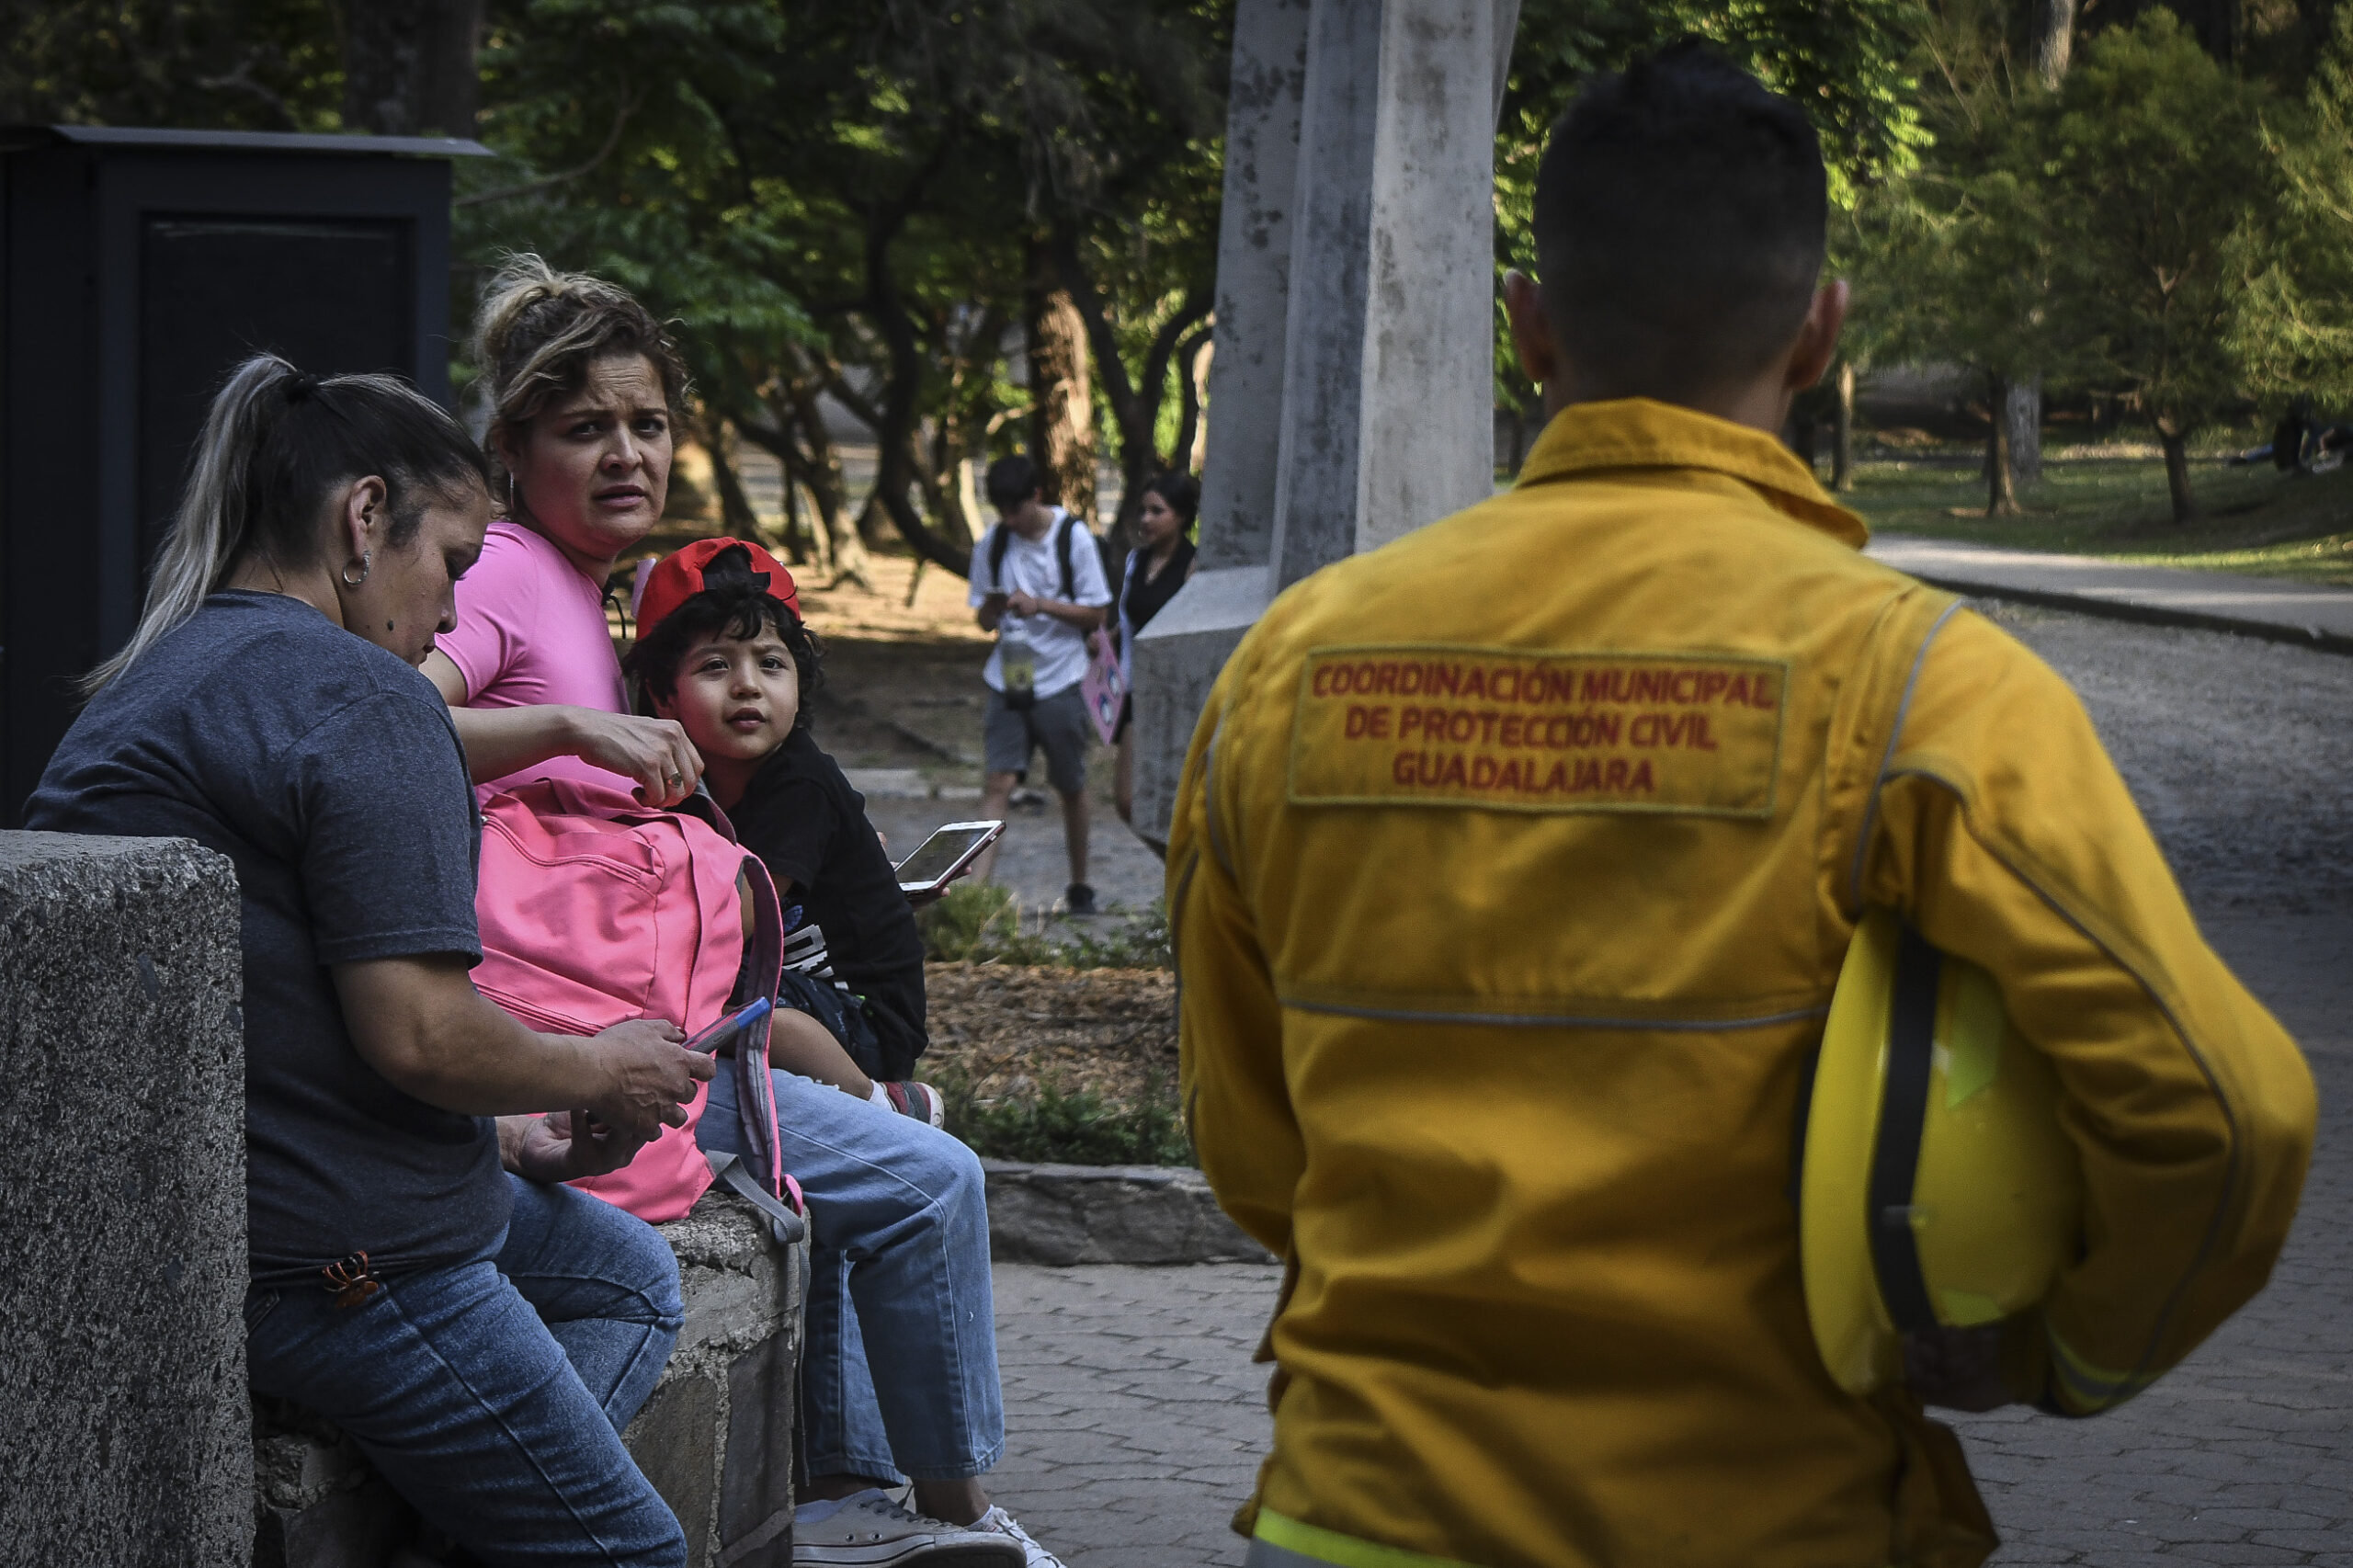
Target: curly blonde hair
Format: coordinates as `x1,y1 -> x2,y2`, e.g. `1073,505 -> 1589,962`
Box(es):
470,254 -> 693,475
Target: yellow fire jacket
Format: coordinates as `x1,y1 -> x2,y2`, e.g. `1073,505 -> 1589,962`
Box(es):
1168,399 -> 2314,1568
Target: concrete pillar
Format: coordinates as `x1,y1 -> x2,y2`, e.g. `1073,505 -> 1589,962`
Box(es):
0,832 -> 250,1566
1195,0 -> 1311,574
1131,0 -> 1518,846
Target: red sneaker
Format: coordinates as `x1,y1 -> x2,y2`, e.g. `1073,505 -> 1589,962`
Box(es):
881,1081 -> 947,1128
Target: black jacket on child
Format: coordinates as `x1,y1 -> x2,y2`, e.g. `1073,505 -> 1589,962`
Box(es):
729,726 -> 928,1080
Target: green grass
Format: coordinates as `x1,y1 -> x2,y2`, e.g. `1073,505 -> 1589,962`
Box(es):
916,881 -> 1173,970
931,1064 -> 1193,1166
1843,455 -> 2353,586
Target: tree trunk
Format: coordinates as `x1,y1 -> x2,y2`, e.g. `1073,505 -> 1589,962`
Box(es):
2297,0 -> 2335,55
1831,361 -> 1857,492
1051,230 -> 1211,540
1789,410 -> 1820,472
780,461 -> 825,575
1986,374 -> 2021,516
339,0 -> 483,137
2158,424 -> 2197,523
2029,0 -> 2078,87
2190,0 -> 2236,62
707,425 -> 789,559
1173,328 -> 1212,480
1024,239 -> 1097,523
2005,374 -> 2042,487
738,378 -> 871,591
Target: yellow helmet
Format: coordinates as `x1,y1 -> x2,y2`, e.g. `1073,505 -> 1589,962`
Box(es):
1799,908 -> 2083,1397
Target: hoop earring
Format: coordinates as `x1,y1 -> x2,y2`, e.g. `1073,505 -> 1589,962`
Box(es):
340,551 -> 372,588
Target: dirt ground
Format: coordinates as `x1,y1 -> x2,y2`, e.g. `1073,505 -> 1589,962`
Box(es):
922,963 -> 1177,1105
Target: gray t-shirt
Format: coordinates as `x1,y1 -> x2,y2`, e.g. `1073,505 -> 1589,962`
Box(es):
27,591 -> 502,1287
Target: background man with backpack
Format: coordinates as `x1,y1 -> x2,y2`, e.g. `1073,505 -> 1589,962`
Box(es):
970,455 -> 1112,913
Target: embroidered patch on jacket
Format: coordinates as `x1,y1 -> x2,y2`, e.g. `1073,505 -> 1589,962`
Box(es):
1286,643 -> 1788,816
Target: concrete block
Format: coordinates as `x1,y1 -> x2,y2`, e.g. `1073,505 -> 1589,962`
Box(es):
624,1188 -> 806,1568
1129,566 -> 1274,848
1126,0 -> 1519,847
983,1161 -> 1279,1266
0,831 -> 248,1568
250,1402 -> 409,1568
1270,0 -> 1506,588
1197,0 -> 1312,574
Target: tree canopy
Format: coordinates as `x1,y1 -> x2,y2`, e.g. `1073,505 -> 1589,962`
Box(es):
9,0 -> 2353,541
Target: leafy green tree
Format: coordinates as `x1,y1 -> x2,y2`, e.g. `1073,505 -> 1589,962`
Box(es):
461,0 -> 1223,577
1847,0 -> 2057,513
2234,5 -> 2353,409
0,0 -> 340,129
2039,10 -> 2274,521
1493,0 -> 1931,460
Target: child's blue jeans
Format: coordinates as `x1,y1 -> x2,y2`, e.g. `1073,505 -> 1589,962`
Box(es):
245,1174 -> 688,1566
701,1065 -> 1005,1483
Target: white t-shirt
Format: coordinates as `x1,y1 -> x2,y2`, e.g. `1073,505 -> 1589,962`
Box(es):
968,509 -> 1113,698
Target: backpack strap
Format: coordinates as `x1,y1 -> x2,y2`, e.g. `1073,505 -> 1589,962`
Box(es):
987,521 -> 1011,587
728,852 -> 789,1199
669,788 -> 792,1202
985,515 -> 1081,602
705,1150 -> 807,1246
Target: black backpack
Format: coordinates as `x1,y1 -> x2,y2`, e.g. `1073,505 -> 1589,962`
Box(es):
986,513 -> 1080,600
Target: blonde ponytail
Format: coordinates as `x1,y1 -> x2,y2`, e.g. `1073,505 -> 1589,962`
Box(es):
80,352 -> 494,697
81,355 -> 298,696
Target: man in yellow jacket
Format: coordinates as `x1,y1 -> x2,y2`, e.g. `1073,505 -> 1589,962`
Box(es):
1168,43 -> 2314,1568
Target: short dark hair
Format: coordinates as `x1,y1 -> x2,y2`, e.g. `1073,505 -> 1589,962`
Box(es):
622,543 -> 824,726
984,454 -> 1041,512
1139,471 -> 1199,526
1534,42 -> 1826,403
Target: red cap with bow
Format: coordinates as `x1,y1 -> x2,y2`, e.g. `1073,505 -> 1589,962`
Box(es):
631,537 -> 801,645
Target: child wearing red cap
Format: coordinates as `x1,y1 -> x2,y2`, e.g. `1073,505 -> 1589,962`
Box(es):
626,537 -> 1064,1566
625,537 -> 938,1112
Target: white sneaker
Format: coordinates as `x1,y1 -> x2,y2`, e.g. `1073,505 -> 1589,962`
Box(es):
793,1490 -> 1024,1566
972,1506 -> 1067,1568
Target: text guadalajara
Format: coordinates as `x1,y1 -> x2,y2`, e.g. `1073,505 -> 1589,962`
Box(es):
1287,646 -> 1789,816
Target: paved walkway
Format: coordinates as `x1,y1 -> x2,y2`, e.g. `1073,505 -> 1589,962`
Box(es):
1864,536 -> 2353,652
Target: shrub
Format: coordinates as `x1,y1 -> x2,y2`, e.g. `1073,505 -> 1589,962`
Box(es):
932,1065 -> 1192,1166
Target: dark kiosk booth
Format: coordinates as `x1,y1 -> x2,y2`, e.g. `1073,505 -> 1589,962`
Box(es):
0,127 -> 486,825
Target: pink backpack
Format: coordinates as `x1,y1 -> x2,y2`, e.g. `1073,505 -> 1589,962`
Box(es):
472,778 -> 789,1221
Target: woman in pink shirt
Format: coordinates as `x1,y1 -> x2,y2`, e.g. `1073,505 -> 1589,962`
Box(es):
421,265 -> 699,806
431,256 -> 1064,1568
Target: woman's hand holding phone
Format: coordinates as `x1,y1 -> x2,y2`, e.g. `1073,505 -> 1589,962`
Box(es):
585,1017 -> 713,1142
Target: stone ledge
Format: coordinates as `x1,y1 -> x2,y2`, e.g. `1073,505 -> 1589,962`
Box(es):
983,1160 -> 1276,1266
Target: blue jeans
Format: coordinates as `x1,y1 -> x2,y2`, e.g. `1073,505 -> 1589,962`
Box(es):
700,1067 -> 1004,1483
247,1174 -> 688,1566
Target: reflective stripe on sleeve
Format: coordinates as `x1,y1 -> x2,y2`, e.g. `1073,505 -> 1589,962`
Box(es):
1250,1510 -> 1484,1568
2047,1325 -> 2159,1413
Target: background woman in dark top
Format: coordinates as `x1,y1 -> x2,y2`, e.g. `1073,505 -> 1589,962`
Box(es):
1113,472 -> 1199,826
28,355 -> 713,1567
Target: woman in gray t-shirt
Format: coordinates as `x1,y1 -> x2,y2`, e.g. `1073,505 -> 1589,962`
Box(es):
29,354 -> 710,1567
